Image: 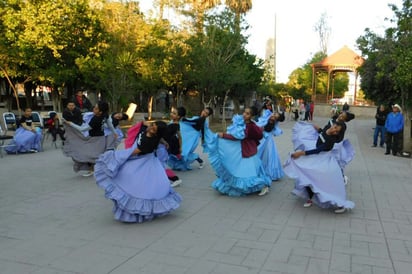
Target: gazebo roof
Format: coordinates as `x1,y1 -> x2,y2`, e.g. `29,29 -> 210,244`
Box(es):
312,45 -> 364,72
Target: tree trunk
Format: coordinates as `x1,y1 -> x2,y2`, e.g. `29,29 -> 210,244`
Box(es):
51,86 -> 62,112
403,110 -> 411,152
147,96 -> 153,120
0,67 -> 21,112
221,89 -> 230,129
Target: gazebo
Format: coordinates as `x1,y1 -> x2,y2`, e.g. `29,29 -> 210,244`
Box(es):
311,46 -> 364,104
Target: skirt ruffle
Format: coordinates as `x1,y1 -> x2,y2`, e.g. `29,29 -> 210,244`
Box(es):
63,126 -> 108,169
94,149 -> 182,223
167,121 -> 200,170
5,127 -> 42,153
205,127 -> 271,196
258,132 -> 284,181
284,122 -> 355,209
284,154 -> 355,209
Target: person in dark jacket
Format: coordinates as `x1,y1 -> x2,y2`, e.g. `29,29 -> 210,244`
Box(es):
72,90 -> 92,113
372,104 -> 388,147
63,101 -> 83,126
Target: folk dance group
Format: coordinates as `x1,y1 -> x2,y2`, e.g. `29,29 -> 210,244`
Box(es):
5,100 -> 356,223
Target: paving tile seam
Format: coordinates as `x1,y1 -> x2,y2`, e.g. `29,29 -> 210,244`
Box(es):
353,121 -> 397,273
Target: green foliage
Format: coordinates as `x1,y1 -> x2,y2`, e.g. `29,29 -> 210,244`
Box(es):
357,0 -> 412,108
185,8 -> 263,104
0,0 -> 105,110
0,0 -> 266,113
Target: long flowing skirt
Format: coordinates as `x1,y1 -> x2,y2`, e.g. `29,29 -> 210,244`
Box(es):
94,148 -> 182,223
167,121 -> 201,171
5,127 -> 42,153
283,122 -> 355,209
204,128 -> 271,196
104,127 -> 124,150
63,126 -> 108,172
258,133 -> 284,181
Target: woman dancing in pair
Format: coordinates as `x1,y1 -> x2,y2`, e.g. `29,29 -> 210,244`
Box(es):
63,101 -> 115,176
168,107 -> 213,170
256,107 -> 285,183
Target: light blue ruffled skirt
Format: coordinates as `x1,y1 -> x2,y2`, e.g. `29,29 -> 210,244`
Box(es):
204,127 -> 271,196
258,132 -> 284,181
167,121 -> 200,170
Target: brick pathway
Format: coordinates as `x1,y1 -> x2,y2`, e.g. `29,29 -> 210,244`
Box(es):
1,117 -> 411,274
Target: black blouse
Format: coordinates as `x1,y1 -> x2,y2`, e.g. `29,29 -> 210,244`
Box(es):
19,115 -> 33,127
88,116 -> 105,137
135,125 -> 160,155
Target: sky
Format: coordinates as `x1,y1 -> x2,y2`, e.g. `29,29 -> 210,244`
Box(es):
139,0 -> 403,83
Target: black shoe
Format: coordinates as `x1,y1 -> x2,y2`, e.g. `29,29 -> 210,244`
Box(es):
380,145 -> 384,148
371,145 -> 377,147
385,152 -> 390,155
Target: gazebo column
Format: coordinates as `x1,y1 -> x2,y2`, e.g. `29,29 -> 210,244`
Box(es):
354,71 -> 358,104
326,69 -> 331,103
311,66 -> 316,102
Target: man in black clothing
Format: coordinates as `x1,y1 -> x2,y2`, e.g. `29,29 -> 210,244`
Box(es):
63,101 -> 83,125
372,104 -> 387,147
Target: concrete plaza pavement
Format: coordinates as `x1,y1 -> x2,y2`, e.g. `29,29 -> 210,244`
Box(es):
1,116 -> 412,274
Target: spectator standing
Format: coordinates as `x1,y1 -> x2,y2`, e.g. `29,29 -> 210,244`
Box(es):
72,90 -> 92,113
309,101 -> 314,121
299,100 -> 305,120
304,101 -> 310,121
372,104 -> 387,148
342,102 -> 350,112
384,104 -> 404,156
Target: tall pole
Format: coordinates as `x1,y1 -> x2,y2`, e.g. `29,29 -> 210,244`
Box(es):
273,14 -> 277,83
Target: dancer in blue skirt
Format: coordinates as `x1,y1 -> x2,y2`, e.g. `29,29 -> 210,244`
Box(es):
94,120 -> 182,223
257,109 -> 285,183
204,106 -> 271,196
169,107 -> 213,170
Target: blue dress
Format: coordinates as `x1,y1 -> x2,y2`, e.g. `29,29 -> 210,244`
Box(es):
256,110 -> 285,181
204,115 -> 271,196
94,141 -> 182,223
167,117 -> 202,170
283,122 -> 355,209
5,127 -> 42,153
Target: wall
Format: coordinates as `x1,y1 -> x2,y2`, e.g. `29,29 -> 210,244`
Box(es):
312,103 -> 376,119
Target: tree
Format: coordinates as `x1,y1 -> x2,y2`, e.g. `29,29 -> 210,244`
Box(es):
357,0 -> 411,150
184,9 -> 263,124
0,0 -> 104,111
314,13 -> 331,55
77,1 -> 147,111
357,0 -> 411,108
224,0 -> 252,34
